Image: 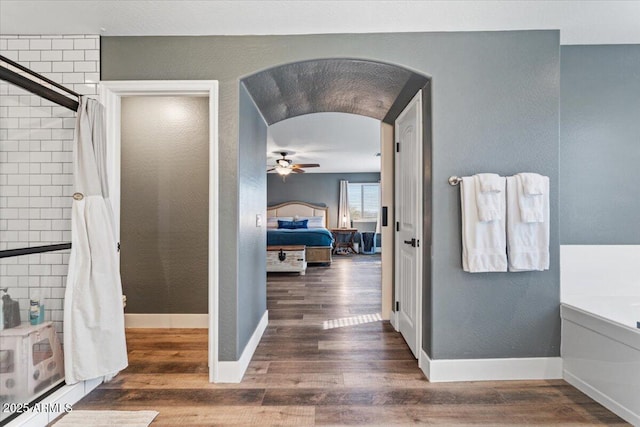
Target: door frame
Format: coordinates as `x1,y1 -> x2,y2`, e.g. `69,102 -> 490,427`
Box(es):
99,80 -> 220,382
392,90 -> 423,364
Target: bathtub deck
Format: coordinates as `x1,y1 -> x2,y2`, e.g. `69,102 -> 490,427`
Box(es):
65,256 -> 627,426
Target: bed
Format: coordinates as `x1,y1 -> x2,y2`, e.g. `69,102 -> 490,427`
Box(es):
267,201 -> 334,265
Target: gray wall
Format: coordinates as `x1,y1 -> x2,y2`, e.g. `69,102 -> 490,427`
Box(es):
102,30 -> 560,361
560,45 -> 640,244
267,172 -> 381,228
236,83 -> 268,358
430,33 -> 560,359
120,96 -> 209,314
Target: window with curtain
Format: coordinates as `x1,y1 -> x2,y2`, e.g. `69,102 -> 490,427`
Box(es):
348,182 -> 380,222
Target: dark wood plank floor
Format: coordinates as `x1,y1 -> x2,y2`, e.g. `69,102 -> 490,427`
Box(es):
66,254 -> 628,426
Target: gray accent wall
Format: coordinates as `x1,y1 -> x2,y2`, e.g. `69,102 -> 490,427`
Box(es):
236,83 -> 268,358
120,96 -> 209,314
102,30 -> 560,361
267,172 -> 381,228
560,45 -> 640,244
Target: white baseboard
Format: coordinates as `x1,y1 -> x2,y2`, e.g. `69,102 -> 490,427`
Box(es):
564,370 -> 639,426
419,351 -> 562,382
216,310 -> 268,383
419,349 -> 431,379
125,313 -> 208,328
6,378 -> 103,427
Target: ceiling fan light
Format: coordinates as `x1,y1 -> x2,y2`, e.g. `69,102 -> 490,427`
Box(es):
276,166 -> 292,175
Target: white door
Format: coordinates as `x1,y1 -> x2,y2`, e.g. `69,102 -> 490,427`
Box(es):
394,91 -> 422,358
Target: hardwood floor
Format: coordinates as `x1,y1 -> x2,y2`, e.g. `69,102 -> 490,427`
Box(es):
66,255 -> 628,426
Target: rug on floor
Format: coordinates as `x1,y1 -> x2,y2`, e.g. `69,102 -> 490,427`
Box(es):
53,410 -> 159,426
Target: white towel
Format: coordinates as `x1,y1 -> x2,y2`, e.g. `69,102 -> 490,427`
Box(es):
516,175 -> 544,222
474,174 -> 505,222
460,176 -> 507,273
506,175 -> 550,271
476,173 -> 503,193
518,172 -> 545,196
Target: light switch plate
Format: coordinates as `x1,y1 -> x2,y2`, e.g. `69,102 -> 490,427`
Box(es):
256,214 -> 263,227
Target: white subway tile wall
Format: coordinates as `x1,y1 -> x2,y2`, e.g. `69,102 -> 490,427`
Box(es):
0,35 -> 100,339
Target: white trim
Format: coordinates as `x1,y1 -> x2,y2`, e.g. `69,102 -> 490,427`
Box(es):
419,348 -> 431,379
99,80 -> 220,383
380,122 -> 394,321
564,370 -> 640,426
6,379 -> 103,427
125,314 -> 208,328
216,310 -> 268,383
419,352 -> 563,383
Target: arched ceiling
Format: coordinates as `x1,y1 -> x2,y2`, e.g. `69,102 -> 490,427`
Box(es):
242,59 -> 429,125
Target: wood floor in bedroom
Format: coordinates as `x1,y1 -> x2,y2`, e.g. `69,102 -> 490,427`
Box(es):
66,254 -> 627,426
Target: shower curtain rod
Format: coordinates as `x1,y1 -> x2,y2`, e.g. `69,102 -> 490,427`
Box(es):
0,54 -> 80,111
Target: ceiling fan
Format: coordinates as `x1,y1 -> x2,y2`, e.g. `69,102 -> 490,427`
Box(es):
267,152 -> 320,177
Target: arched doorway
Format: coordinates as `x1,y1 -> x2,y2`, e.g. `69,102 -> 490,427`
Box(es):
240,58 -> 432,359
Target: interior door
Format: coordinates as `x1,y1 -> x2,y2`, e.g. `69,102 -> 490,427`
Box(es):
394,91 -> 423,358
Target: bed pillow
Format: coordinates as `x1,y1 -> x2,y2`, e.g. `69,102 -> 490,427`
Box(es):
297,216 -> 325,228
278,219 -> 308,229
267,216 -> 292,228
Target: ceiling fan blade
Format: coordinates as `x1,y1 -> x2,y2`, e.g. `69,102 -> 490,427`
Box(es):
266,168 -> 276,172
292,168 -> 305,173
291,163 -> 320,168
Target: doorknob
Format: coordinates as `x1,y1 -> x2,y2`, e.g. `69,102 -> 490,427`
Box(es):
403,238 -> 416,247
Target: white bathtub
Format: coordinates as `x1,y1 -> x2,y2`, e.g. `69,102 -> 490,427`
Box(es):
561,296 -> 640,426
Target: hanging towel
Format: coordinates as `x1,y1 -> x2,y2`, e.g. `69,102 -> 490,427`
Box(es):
460,177 -> 507,273
506,175 -> 550,271
64,97 -> 128,385
474,174 -> 505,222
515,174 -> 544,223
476,173 -> 503,193
518,172 -> 545,196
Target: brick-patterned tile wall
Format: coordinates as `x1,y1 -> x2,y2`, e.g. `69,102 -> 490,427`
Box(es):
0,35 -> 100,339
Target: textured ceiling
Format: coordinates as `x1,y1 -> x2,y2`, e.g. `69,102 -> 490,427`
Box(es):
242,59 -> 428,125
266,112 -> 381,173
2,1 -> 640,45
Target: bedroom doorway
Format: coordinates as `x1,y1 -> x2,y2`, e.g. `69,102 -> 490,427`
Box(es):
241,57 -> 432,377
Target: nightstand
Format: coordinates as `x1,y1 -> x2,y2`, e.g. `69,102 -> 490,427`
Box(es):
330,228 -> 358,255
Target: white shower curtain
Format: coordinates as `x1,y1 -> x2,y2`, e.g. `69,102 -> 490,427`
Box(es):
338,180 -> 351,228
64,97 -> 128,384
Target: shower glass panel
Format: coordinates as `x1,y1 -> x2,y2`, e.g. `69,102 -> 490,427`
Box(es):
0,79 -> 73,423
